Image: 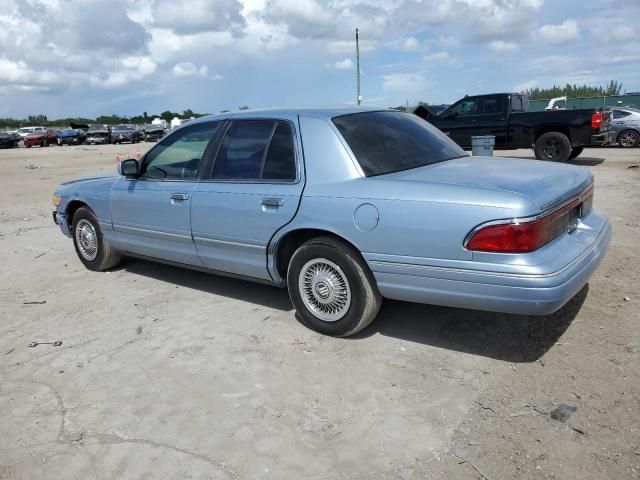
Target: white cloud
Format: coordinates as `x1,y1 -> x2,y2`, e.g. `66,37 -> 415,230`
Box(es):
334,58 -> 354,70
422,51 -> 455,64
536,19 -> 579,45
488,40 -> 519,53
513,80 -> 537,93
172,62 -> 210,78
403,36 -> 419,51
151,0 -> 246,35
381,72 -> 430,98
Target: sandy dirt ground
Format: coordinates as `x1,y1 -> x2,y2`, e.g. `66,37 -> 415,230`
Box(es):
0,143 -> 638,479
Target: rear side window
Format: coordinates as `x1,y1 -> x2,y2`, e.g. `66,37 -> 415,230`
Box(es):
613,110 -> 631,119
211,120 -> 297,181
333,111 -> 466,176
263,122 -> 296,180
481,95 -> 506,114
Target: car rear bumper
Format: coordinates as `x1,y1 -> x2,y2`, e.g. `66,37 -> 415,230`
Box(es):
369,212 -> 611,316
591,130 -> 616,146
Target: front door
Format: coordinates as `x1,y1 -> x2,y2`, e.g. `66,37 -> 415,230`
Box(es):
434,96 -> 483,148
191,118 -> 304,280
110,121 -> 220,265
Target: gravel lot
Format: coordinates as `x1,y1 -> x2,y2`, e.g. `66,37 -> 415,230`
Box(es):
1,144 -> 638,479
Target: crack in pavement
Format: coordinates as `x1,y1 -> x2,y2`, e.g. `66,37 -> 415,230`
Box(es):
17,380 -> 241,480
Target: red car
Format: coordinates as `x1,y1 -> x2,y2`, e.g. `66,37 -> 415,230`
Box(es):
24,129 -> 59,148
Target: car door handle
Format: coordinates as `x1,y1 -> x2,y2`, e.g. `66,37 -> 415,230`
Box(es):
170,193 -> 190,201
261,198 -> 284,207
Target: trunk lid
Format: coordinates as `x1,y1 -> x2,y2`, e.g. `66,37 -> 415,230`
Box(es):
381,156 -> 593,213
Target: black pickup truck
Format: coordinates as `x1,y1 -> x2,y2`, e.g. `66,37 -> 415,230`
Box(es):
415,93 -> 615,161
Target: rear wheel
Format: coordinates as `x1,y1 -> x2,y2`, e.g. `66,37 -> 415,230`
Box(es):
534,132 -> 572,162
568,147 -> 584,160
618,129 -> 639,148
287,236 -> 381,337
72,207 -> 121,271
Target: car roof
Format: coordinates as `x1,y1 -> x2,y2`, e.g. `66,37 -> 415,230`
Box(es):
189,106 -> 387,124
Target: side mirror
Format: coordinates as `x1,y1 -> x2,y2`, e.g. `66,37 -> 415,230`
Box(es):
119,159 -> 140,177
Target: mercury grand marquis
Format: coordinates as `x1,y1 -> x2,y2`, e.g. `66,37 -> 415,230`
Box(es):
52,108 -> 611,337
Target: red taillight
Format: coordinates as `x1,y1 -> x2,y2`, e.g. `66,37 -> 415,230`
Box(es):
591,111 -> 603,129
466,199 -> 581,253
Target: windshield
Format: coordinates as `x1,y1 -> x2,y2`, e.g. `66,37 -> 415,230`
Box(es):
113,125 -> 134,131
17,128 -> 33,133
332,111 -> 466,176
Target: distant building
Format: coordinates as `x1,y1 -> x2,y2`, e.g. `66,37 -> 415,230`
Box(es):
528,93 -> 640,112
170,117 -> 182,129
151,118 -> 167,128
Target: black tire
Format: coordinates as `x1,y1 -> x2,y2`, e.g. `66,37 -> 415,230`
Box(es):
534,132 -> 572,162
617,129 -> 639,148
568,147 -> 584,160
72,207 -> 121,271
287,236 -> 381,337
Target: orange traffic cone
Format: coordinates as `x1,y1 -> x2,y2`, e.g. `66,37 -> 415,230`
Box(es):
135,150 -> 140,160
114,152 -> 120,163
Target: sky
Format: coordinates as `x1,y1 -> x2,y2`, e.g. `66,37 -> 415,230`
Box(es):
0,0 -> 639,118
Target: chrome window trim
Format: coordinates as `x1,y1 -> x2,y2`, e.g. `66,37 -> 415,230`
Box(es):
462,184 -> 595,249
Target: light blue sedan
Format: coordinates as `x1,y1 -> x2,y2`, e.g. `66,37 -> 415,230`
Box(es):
53,108 -> 611,336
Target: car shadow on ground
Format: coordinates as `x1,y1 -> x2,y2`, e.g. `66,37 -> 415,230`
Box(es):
118,257 -> 586,363
570,157 -> 605,166
355,285 -> 588,363
117,258 -> 293,311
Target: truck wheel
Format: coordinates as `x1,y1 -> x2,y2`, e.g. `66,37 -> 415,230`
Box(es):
287,236 -> 381,337
72,207 -> 121,271
618,130 -> 639,148
534,132 -> 571,162
568,147 -> 583,160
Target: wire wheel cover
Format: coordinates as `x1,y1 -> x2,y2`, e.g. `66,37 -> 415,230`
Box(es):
298,258 -> 351,322
75,219 -> 98,261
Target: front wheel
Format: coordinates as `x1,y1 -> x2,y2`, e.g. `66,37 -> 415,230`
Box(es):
534,132 -> 572,162
287,236 -> 381,337
618,129 -> 639,148
72,207 -> 121,271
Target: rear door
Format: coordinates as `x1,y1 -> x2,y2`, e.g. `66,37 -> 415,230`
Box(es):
191,117 -> 304,280
474,94 -> 509,148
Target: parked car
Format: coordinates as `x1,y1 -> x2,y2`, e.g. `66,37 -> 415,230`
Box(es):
111,124 -> 142,144
52,108 -> 611,337
0,132 -> 21,148
58,129 -> 86,146
144,124 -> 166,142
24,129 -> 59,148
609,107 -> 640,148
85,126 -> 111,145
16,126 -> 46,138
418,93 -> 615,162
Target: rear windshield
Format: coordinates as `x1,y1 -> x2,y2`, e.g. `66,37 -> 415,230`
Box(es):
332,111 -> 466,176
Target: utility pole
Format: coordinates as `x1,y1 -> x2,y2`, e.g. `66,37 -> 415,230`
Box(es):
356,28 -> 361,106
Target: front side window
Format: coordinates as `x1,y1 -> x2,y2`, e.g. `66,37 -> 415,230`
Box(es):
141,122 -> 219,179
211,120 -> 297,181
449,97 -> 481,116
333,111 -> 466,176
